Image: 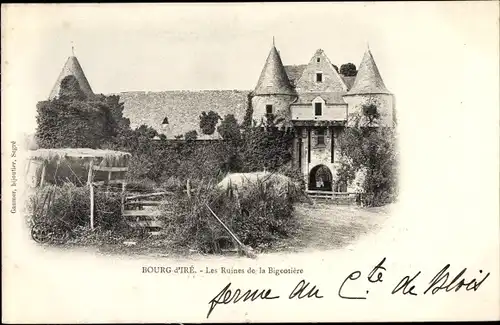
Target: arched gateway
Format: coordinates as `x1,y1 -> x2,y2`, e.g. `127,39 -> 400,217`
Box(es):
309,164 -> 333,191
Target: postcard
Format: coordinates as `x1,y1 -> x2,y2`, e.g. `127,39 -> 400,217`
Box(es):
2,2 -> 499,323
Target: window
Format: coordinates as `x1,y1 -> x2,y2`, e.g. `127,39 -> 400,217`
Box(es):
316,57 -> 321,63
266,104 -> 273,115
316,72 -> 323,82
162,117 -> 169,125
314,102 -> 323,116
316,128 -> 325,146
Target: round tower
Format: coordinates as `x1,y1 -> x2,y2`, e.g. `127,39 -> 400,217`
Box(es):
343,48 -> 395,127
49,55 -> 95,100
251,41 -> 297,126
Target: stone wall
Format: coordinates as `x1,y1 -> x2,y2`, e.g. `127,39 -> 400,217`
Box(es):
343,93 -> 395,126
251,94 -> 297,124
293,126 -> 344,189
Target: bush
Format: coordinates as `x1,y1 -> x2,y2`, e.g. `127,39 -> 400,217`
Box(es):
160,176 -> 301,253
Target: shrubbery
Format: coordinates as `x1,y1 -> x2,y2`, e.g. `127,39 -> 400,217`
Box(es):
160,176 -> 301,253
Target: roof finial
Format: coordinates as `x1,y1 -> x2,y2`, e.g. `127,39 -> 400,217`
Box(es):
71,41 -> 75,56
273,36 -> 275,47
367,41 -> 370,51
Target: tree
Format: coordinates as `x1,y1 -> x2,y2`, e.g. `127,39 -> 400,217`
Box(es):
340,63 -> 357,76
199,111 -> 221,135
217,114 -> 242,172
217,114 -> 241,142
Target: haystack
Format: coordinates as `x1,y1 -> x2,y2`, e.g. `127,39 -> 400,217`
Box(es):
216,172 -> 300,198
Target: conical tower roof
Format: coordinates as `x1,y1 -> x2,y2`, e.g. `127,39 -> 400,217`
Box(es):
347,48 -> 391,95
254,45 -> 295,96
49,56 -> 94,99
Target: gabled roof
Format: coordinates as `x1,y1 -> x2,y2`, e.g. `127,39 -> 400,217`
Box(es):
118,90 -> 251,140
294,49 -> 348,93
254,45 -> 295,96
347,49 -> 390,95
292,92 -> 347,105
49,56 -> 94,100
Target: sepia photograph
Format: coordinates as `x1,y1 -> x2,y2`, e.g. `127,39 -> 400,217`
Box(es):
2,2 -> 499,323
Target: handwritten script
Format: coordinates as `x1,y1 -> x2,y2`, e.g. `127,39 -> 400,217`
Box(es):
206,258 -> 490,318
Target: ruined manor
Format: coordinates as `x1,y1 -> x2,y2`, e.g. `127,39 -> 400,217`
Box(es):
48,42 -> 395,193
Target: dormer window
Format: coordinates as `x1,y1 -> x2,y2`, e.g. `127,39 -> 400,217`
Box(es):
162,117 -> 169,125
314,102 -> 323,116
266,104 -> 273,115
316,72 -> 323,82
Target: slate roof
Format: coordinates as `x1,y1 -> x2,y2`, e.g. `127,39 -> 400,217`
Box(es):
49,56 -> 94,100
340,76 -> 356,90
284,64 -> 307,87
285,64 -> 355,91
254,46 -> 295,96
117,90 -> 251,140
347,49 -> 391,95
292,92 -> 347,105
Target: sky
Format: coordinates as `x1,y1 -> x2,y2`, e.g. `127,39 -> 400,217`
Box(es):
2,2 -> 494,94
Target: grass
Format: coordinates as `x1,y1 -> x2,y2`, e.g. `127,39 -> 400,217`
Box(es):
51,202 -> 392,258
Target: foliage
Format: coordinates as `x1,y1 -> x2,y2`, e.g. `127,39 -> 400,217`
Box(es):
362,103 -> 381,125
35,76 -> 124,149
184,130 -> 198,141
340,63 -> 358,76
59,75 -> 87,101
239,115 -> 293,172
217,114 -> 241,142
36,99 -> 108,149
337,103 -> 398,206
199,111 -> 221,135
241,93 -> 255,129
160,176 -> 301,253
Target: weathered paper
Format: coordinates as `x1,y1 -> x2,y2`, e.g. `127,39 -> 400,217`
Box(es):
2,2 -> 499,323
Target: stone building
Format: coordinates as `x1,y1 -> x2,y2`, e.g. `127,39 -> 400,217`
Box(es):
49,42 -> 395,193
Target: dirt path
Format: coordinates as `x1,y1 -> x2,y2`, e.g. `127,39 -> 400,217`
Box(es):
269,202 -> 393,253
